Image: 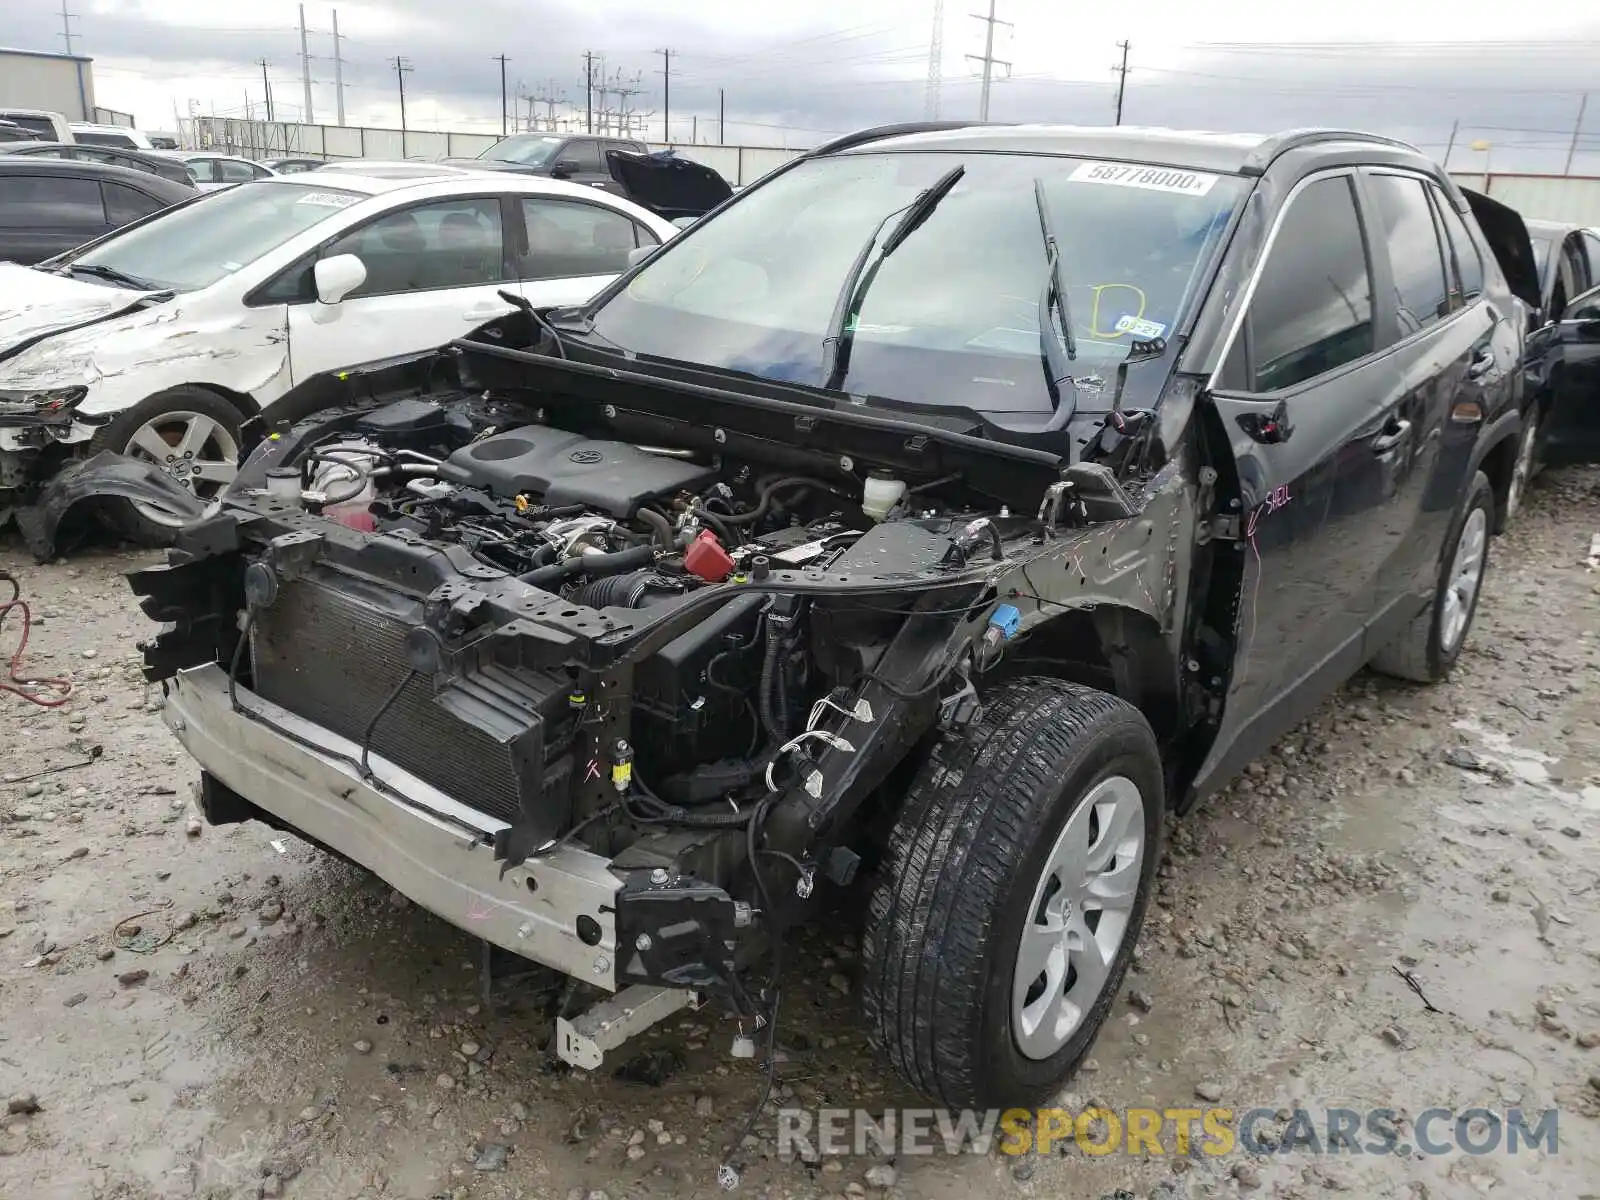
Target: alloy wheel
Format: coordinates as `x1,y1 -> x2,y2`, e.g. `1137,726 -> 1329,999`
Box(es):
121,410 -> 240,528
1439,507 -> 1487,654
1013,774 -> 1147,1060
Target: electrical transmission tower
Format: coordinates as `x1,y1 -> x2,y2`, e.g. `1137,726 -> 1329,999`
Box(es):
924,0 -> 944,119
966,0 -> 1011,121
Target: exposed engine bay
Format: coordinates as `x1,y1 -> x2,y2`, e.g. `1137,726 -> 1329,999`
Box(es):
128,330 -> 1204,1165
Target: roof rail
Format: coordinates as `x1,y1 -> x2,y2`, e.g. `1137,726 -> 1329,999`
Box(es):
1241,128 -> 1423,176
806,121 -> 1004,158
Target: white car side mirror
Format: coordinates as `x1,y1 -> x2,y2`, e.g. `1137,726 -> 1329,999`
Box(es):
627,246 -> 656,267
314,253 -> 367,304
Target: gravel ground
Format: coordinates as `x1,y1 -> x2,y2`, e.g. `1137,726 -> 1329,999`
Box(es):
2,465 -> 1598,1200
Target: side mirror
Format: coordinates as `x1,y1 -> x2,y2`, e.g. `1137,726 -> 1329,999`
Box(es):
626,246 -> 655,267
550,158 -> 580,179
313,253 -> 366,304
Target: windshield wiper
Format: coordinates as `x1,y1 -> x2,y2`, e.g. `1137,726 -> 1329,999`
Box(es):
820,163 -> 965,391
63,263 -> 165,292
1032,178 -> 1078,416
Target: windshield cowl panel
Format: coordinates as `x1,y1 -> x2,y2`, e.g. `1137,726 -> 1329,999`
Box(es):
589,150 -> 1247,419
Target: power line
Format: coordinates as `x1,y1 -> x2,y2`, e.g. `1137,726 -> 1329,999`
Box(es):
297,4 -> 314,125
58,0 -> 77,56
657,48 -> 674,143
1113,40 -> 1130,125
924,0 -> 944,119
331,8 -> 346,127
391,56 -> 413,153
493,54 -> 510,136
966,0 -> 1011,121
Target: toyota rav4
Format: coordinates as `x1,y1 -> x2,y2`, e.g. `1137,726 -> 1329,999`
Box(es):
128,124 -> 1538,1161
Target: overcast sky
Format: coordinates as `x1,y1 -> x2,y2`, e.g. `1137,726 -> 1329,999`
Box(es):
10,0 -> 1600,172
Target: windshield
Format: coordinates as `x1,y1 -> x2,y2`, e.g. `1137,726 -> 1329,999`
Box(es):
589,151 -> 1246,413
480,134 -> 564,166
60,182 -> 364,292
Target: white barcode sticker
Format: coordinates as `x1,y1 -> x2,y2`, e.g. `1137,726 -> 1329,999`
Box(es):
1068,162 -> 1218,195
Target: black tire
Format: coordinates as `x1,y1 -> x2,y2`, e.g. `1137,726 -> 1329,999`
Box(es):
860,678 -> 1163,1109
1370,470 -> 1493,683
1494,407 -> 1541,534
88,387 -> 244,546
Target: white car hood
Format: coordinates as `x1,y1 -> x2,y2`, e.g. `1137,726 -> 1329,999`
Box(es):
0,262 -> 169,356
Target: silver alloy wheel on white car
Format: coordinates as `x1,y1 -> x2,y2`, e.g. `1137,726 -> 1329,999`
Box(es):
1503,417 -> 1539,526
1013,773 -> 1147,1060
121,410 -> 241,527
1439,507 -> 1487,654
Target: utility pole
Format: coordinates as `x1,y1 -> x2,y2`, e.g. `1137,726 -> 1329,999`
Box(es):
1442,118 -> 1459,170
692,114 -> 698,144
611,71 -> 643,138
493,54 -> 510,136
1566,94 -> 1589,175
392,56 -> 413,155
331,9 -> 346,126
58,0 -> 77,55
965,0 -> 1011,121
298,4 -> 315,125
258,58 -> 275,122
657,49 -> 674,143
531,80 -> 565,131
583,51 -> 597,134
924,0 -> 944,119
718,88 -> 725,143
1113,40 -> 1130,125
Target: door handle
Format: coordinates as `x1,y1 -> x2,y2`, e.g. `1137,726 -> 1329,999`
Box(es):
1371,417 -> 1412,453
1467,347 -> 1495,380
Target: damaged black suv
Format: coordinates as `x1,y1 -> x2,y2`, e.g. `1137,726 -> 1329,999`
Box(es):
129,125 -> 1535,1128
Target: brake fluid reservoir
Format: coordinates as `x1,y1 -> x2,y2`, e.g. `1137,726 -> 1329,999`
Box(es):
861,470 -> 907,522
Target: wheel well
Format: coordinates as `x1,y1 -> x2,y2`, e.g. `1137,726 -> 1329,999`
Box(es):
1479,426 -> 1518,514
186,383 -> 262,423
987,604 -> 1181,749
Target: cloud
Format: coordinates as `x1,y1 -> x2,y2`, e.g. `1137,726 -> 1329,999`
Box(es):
8,0 -> 1600,172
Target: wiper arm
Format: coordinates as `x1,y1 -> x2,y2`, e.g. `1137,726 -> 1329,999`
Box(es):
1032,177 -> 1078,394
65,263 -> 164,292
821,164 -> 966,391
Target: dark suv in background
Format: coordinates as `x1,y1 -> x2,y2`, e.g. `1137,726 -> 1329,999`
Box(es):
131,125 -> 1535,1131
448,132 -> 733,221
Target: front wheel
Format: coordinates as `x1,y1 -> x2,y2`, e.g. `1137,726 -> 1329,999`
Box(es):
1370,470 -> 1493,683
88,387 -> 243,546
860,678 -> 1163,1109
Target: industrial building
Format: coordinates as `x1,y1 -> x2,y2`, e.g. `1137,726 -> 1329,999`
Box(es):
0,45 -> 96,122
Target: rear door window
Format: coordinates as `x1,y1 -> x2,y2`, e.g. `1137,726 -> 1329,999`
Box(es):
104,182 -> 169,224
0,174 -> 106,226
519,197 -> 649,278
220,159 -> 261,183
1367,173 -> 1451,336
1241,174 -> 1375,392
1428,186 -> 1485,300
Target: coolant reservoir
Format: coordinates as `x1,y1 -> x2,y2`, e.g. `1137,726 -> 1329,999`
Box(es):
861,470 -> 907,522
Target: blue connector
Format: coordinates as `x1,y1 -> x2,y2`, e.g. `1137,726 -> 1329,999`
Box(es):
988,603 -> 1022,641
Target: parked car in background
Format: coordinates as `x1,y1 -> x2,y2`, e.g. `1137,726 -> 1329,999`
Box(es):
160,153 -> 277,191
68,123 -> 155,150
0,120 -> 44,144
313,160 -> 477,178
147,133 -> 180,150
0,141 -> 197,187
126,125 -> 1537,1121
0,169 -> 677,543
0,157 -> 194,264
1518,216 -> 1600,470
0,109 -> 74,142
262,157 -> 326,174
445,134 -> 732,219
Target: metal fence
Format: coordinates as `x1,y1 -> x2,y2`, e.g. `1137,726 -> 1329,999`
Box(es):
187,116 -> 805,185
1448,172 -> 1600,226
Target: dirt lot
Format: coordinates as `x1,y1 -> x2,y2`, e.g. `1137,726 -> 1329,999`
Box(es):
3,466 -> 1599,1200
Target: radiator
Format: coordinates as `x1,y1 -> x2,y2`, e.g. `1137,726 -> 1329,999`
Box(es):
249,570 -> 545,826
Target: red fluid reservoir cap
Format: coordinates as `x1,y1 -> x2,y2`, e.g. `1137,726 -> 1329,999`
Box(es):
684,530 -> 734,582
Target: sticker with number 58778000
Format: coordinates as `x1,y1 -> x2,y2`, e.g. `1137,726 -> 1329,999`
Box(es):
1068,162 -> 1218,195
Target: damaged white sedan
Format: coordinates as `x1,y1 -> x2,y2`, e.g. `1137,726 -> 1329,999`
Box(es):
0,168 -> 677,547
